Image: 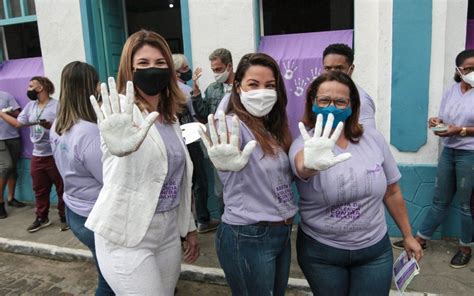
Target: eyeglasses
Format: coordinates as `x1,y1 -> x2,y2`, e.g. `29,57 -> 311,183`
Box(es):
457,66 -> 474,74
314,96 -> 350,109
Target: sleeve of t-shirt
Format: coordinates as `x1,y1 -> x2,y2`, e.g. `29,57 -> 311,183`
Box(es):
6,93 -> 20,110
438,86 -> 452,119
81,134 -> 103,184
375,131 -> 401,185
17,102 -> 31,124
289,134 -> 305,180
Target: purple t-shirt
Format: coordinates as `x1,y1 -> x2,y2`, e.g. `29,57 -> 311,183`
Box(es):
50,120 -> 103,217
438,83 -> 474,150
0,91 -> 20,140
155,122 -> 186,213
289,128 -> 401,250
357,85 -> 376,129
218,117 -> 297,225
17,99 -> 58,156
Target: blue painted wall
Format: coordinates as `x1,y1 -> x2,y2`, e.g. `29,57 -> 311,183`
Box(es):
391,0 -> 432,152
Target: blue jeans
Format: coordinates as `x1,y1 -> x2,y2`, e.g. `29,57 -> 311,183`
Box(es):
215,222 -> 292,296
65,207 -> 114,296
297,227 -> 393,296
417,147 -> 474,246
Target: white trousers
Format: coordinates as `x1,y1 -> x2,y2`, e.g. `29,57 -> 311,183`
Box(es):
95,209 -> 182,296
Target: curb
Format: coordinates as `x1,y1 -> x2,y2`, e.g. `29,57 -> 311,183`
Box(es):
0,237 -> 439,295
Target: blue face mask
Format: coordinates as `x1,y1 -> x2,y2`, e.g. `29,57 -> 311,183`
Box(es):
311,105 -> 352,129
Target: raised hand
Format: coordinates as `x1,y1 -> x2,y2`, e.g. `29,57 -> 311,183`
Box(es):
299,113 -> 351,171
199,110 -> 256,172
89,77 -> 159,157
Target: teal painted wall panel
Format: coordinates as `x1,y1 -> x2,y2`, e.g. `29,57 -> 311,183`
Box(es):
180,0 -> 193,68
390,0 -> 432,152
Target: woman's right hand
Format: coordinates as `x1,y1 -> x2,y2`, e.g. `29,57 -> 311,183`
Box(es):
428,117 -> 442,128
89,77 -> 159,157
299,113 -> 351,171
199,110 -> 256,172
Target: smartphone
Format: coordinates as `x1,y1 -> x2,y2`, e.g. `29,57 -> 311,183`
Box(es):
39,119 -> 47,123
431,125 -> 448,132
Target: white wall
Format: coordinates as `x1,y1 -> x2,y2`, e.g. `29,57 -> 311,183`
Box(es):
188,0 -> 257,91
35,0 -> 86,99
354,0 -> 468,165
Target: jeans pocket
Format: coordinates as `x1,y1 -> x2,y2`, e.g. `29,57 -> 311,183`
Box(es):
236,224 -> 270,239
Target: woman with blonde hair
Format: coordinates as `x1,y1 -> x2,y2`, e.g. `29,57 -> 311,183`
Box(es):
50,61 -> 114,295
85,30 -> 199,295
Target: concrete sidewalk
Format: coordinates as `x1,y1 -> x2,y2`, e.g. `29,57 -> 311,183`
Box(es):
0,204 -> 473,295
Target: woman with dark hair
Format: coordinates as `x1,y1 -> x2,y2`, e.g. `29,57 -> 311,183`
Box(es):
0,76 -> 66,232
289,71 -> 422,295
199,53 -> 296,295
49,61 -> 113,295
85,30 -> 199,295
393,49 -> 474,269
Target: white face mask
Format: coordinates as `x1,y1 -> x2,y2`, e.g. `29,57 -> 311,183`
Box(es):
240,88 -> 278,117
457,67 -> 474,87
214,67 -> 230,83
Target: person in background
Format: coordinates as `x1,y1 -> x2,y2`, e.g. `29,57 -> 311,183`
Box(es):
0,91 -> 24,219
290,71 -> 422,295
50,61 -> 114,295
322,43 -> 377,128
200,53 -> 296,296
173,53 -> 220,233
393,49 -> 474,269
191,48 -> 235,219
85,30 -> 199,295
0,77 -> 67,232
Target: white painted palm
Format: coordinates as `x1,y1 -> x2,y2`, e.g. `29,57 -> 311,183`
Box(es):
89,77 -> 159,157
299,113 -> 352,171
199,110 -> 256,172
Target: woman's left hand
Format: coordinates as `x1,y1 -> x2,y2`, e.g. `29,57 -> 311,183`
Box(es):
403,236 -> 423,262
183,230 -> 199,263
435,125 -> 461,137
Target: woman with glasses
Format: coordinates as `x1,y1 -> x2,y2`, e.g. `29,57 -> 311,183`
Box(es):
393,49 -> 474,269
289,71 -> 422,295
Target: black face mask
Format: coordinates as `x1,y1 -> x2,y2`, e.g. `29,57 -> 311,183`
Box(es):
27,89 -> 39,100
179,69 -> 192,82
133,67 -> 171,96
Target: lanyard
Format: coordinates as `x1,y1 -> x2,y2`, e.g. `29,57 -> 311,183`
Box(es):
35,99 -> 50,121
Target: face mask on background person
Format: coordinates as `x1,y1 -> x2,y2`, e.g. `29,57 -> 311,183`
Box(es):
240,88 -> 277,117
214,66 -> 230,83
312,105 -> 352,129
133,67 -> 171,96
179,69 -> 192,82
456,67 -> 474,87
27,89 -> 39,101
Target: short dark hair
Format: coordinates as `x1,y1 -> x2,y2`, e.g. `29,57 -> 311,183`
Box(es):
323,43 -> 354,65
454,49 -> 474,82
209,48 -> 233,65
302,71 -> 363,143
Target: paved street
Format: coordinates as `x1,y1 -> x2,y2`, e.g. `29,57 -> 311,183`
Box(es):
0,251 -> 313,295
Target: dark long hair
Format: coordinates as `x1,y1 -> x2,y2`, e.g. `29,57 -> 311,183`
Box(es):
226,53 -> 292,155
55,61 -> 99,135
302,71 -> 363,143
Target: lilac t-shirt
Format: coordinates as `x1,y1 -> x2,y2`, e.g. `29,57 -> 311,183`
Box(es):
438,83 -> 474,150
0,91 -> 20,140
50,120 -> 102,217
155,122 -> 186,213
357,85 -> 376,129
289,128 -> 401,250
179,81 -> 196,117
17,99 -> 58,156
218,117 -> 297,225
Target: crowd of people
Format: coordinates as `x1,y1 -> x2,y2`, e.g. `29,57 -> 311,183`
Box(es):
0,29 -> 472,295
